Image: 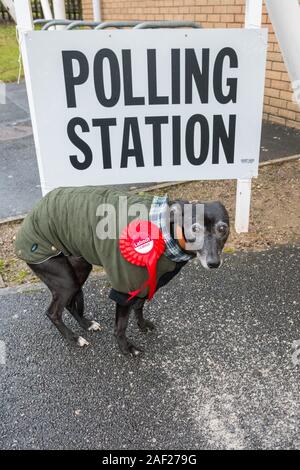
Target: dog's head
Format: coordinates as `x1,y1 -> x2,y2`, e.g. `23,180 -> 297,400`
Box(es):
170,200 -> 230,270
196,201 -> 230,270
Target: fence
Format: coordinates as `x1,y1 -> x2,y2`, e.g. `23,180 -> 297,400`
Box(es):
0,0 -> 82,22
0,1 -> 10,21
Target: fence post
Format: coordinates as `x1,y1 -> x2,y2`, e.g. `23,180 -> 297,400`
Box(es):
235,0 -> 263,233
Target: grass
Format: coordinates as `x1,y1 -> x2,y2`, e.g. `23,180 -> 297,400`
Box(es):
0,258 -> 4,274
0,23 -> 23,82
14,269 -> 29,283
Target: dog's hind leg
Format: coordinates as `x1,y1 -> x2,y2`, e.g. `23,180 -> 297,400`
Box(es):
46,294 -> 88,347
114,303 -> 142,356
67,289 -> 101,332
133,299 -> 155,333
66,255 -> 92,286
65,256 -> 101,332
28,255 -> 89,347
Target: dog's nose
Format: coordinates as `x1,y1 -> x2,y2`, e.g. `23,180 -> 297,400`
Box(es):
207,260 -> 220,269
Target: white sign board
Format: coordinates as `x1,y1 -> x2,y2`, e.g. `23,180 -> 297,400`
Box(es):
23,29 -> 267,193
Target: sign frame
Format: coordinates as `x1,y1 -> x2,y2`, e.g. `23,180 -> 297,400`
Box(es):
14,0 -> 265,233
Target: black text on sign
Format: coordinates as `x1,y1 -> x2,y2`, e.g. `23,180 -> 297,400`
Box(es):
62,47 -> 238,170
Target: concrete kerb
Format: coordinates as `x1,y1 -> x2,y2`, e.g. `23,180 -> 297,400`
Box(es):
0,269 -> 107,295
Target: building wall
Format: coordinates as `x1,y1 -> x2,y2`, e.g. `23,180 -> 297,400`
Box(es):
82,0 -> 300,130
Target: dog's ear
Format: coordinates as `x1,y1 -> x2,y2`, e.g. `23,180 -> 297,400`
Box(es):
169,199 -> 206,224
168,200 -> 187,224
204,201 -> 230,225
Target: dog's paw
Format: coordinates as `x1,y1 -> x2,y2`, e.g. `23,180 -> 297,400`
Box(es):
138,319 -> 155,333
77,336 -> 89,347
118,339 -> 143,357
128,344 -> 143,357
88,320 -> 102,332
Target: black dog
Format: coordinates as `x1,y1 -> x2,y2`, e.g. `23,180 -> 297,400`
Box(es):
21,192 -> 229,356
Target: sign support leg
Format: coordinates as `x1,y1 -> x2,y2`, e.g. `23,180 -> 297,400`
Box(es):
53,0 -> 66,30
235,0 -> 262,233
15,0 -> 47,196
53,0 -> 66,19
235,179 -> 252,233
14,0 -> 33,31
40,0 -> 53,20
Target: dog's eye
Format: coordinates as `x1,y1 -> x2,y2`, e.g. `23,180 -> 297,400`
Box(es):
217,224 -> 228,236
191,223 -> 202,233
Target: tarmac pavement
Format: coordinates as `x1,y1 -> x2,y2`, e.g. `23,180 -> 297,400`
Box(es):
1,81 -> 300,220
0,245 -> 299,450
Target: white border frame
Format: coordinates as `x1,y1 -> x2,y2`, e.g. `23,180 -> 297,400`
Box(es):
235,0 -> 263,233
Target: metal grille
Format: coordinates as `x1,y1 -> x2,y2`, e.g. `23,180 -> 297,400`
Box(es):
0,1 -> 82,22
31,0 -> 44,19
0,1 -> 11,21
65,0 -> 82,20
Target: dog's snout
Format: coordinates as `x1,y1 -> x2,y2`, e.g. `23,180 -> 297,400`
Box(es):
207,260 -> 220,269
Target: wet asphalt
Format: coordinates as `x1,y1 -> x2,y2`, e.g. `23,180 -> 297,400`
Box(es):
0,245 -> 299,450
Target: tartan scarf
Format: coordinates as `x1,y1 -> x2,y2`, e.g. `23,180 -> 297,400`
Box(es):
149,196 -> 192,263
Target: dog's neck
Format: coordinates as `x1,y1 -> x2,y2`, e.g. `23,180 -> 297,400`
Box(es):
170,222 -> 190,253
175,224 -> 186,251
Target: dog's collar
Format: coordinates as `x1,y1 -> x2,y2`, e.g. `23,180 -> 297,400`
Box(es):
149,196 -> 193,262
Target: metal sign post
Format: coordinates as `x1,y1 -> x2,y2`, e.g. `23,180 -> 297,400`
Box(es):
53,0 -> 66,30
235,0 -> 263,233
15,0 -> 47,194
40,0 -> 53,20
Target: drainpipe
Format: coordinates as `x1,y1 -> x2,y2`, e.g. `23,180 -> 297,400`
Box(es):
92,0 -> 102,22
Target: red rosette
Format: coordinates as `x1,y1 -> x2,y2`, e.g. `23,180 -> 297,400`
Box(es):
119,220 -> 165,300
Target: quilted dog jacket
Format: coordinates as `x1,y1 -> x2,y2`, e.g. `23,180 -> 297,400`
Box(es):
15,186 -> 177,298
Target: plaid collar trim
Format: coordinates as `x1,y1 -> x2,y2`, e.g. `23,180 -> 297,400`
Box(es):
149,196 -> 192,262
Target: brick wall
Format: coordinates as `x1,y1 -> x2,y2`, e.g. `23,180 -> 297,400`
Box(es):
81,0 -> 300,130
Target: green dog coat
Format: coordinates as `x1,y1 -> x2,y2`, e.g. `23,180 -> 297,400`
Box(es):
15,186 -> 185,299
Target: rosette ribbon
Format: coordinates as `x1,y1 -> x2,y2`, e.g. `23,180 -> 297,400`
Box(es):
119,220 -> 165,301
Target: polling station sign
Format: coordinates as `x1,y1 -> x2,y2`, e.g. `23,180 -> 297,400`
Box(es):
24,28 -> 267,192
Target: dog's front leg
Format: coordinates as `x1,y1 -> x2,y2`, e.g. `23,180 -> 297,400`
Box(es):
114,303 -> 142,356
133,299 -> 155,333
